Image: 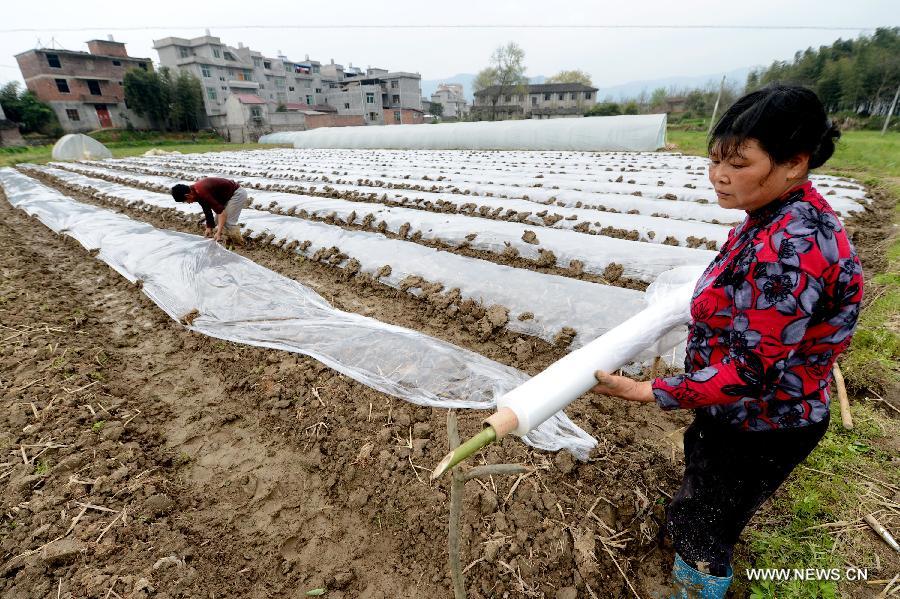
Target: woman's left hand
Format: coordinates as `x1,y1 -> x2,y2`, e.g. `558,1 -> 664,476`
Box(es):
592,370 -> 655,403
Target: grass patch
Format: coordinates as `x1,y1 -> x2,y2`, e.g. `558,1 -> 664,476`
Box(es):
0,136 -> 284,168
733,402 -> 899,597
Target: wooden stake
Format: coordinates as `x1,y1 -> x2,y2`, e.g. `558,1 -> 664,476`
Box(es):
832,363 -> 852,430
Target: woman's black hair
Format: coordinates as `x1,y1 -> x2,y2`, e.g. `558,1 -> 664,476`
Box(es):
171,183 -> 190,202
708,84 -> 840,170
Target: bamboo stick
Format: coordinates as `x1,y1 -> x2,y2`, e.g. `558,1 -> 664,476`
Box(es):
833,363 -> 853,430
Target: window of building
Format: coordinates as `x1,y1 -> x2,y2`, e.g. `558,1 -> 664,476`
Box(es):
221,86 -> 226,90
312,65 -> 320,74
306,95 -> 314,104
263,61 -> 271,69
304,80 -> 311,88
55,79 -> 70,93
253,57 -> 261,67
259,84 -> 265,89
138,62 -> 147,71
207,87 -> 217,100
315,88 -> 322,93
505,95 -> 511,103
288,86 -> 295,92
213,48 -> 221,58
543,93 -> 550,101
392,94 -> 400,104
65,108 -> 80,121
219,76 -> 226,82
179,47 -> 190,58
46,53 -> 61,68
368,111 -> 378,120
365,92 -> 374,104
224,52 -> 236,61
250,106 -> 262,117
394,110 -> 401,122
558,93 -> 565,100
344,102 -> 350,109
531,96 -> 538,106
275,78 -> 285,88
584,92 -> 592,100
201,65 -> 211,78
112,60 -> 121,66
390,80 -> 398,89
243,69 -> 253,80
87,80 -> 102,96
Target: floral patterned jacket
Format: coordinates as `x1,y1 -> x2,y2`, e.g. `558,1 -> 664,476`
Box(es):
651,181 -> 863,430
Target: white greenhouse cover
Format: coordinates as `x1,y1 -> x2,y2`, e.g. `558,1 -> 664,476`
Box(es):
259,114 -> 668,152
51,134 -> 112,161
0,167 -> 595,457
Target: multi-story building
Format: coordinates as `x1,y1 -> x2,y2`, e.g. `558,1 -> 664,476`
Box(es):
430,83 -> 468,119
153,34 -> 423,131
472,83 -> 597,120
15,38 -> 153,133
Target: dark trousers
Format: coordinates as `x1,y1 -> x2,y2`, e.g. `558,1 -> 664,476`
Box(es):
665,411 -> 830,576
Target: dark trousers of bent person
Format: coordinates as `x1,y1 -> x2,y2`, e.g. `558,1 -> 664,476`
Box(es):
665,410 -> 830,578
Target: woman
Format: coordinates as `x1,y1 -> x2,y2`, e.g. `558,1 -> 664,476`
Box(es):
592,85 -> 863,597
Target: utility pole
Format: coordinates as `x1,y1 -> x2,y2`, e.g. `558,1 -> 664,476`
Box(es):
882,83 -> 900,136
707,75 -> 727,136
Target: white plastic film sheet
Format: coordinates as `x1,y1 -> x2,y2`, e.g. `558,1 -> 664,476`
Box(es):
51,162 -> 721,281
121,148 -> 868,215
28,165 -> 662,349
0,167 -> 597,457
499,266 -> 704,436
84,160 -> 735,246
259,114 -> 668,152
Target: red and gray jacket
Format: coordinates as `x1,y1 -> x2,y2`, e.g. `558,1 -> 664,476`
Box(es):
652,181 -> 864,431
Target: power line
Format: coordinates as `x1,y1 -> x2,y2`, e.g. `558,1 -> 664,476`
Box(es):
0,24 -> 887,34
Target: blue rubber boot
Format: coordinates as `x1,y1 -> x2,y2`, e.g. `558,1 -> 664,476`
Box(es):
669,553 -> 733,598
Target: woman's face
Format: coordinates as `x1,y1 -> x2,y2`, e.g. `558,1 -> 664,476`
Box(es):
708,138 -> 808,212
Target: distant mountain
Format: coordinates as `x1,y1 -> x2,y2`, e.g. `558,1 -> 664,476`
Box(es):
421,68 -> 754,103
420,75 -> 548,102
592,67 -> 755,102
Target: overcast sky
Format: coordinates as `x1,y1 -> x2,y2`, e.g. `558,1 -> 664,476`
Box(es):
1,0 -> 896,88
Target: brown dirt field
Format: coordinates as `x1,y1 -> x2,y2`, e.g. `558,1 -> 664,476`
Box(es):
5,165 -> 896,599
1,179 -> 691,598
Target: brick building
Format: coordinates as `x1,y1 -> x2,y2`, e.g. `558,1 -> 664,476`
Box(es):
15,39 -> 152,133
472,83 -> 597,120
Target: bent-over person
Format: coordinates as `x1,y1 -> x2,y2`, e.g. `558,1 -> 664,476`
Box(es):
170,177 -> 249,246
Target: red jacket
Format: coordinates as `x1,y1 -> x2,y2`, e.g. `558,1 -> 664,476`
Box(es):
191,177 -> 239,228
651,182 -> 863,430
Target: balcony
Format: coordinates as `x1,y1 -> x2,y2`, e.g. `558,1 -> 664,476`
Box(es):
79,94 -> 120,104
228,80 -> 260,89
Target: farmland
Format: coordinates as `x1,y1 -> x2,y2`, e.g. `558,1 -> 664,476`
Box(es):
1,143 -> 896,599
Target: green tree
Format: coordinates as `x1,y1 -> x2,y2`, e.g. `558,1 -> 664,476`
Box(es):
650,87 -> 668,109
547,69 -> 592,86
169,69 -> 204,132
746,27 -> 900,115
124,68 -> 170,130
585,102 -> 621,117
473,42 -> 528,120
623,101 -> 639,115
429,102 -> 444,118
0,81 -> 58,134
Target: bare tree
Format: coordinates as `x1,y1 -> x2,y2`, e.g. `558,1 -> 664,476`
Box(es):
473,42 -> 528,120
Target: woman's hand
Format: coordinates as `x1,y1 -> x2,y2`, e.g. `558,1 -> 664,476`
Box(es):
592,370 -> 655,403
